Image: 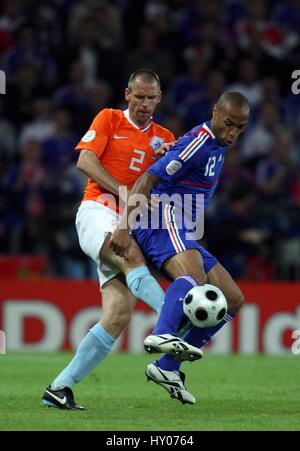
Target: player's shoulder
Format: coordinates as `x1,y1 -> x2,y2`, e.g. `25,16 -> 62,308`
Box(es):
185,122 -> 215,143
152,121 -> 175,140
173,122 -> 216,160
91,108 -> 124,133
94,108 -> 122,121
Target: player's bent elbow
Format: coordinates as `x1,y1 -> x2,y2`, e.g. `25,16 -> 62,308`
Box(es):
77,150 -> 92,173
76,153 -> 86,172
76,159 -> 84,172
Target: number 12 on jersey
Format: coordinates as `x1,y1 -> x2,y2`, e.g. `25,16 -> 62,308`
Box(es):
204,156 -> 216,176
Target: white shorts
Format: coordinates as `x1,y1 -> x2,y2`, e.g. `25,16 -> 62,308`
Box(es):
75,200 -> 120,287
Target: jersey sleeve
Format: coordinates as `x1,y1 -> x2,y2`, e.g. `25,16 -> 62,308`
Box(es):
147,132 -> 210,182
75,108 -> 112,158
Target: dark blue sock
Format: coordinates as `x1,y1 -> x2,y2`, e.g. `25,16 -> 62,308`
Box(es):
156,312 -> 235,372
152,275 -> 198,335
183,311 -> 235,348
155,355 -> 181,372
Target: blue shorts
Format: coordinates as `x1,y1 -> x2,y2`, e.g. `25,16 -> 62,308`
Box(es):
133,205 -> 218,274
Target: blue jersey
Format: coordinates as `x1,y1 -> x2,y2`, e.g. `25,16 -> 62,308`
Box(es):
133,121 -> 224,273
147,121 -> 228,222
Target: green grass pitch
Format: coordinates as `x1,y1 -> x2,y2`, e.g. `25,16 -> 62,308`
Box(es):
0,352 -> 299,431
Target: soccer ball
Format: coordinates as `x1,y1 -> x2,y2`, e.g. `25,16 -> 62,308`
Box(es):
183,284 -> 227,328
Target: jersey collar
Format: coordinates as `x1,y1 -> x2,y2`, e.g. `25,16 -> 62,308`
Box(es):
203,121 -> 216,139
123,109 -> 152,132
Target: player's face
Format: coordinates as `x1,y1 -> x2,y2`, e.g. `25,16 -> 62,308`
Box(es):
212,103 -> 249,146
125,80 -> 161,127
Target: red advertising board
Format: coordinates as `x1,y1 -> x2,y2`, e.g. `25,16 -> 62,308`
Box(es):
0,279 -> 299,354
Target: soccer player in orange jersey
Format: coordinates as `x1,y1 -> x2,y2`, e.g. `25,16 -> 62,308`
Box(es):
42,69 -> 175,410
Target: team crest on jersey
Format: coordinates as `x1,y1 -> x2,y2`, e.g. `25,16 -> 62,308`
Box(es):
150,136 -> 164,152
166,160 -> 182,175
82,130 -> 96,142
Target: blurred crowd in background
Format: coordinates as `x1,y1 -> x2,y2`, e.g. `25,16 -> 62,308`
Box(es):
0,0 -> 300,280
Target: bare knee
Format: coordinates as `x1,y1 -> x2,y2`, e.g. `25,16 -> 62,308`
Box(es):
100,234 -> 145,271
166,269 -> 206,286
176,271 -> 206,286
174,270 -> 206,286
164,250 -> 207,285
125,247 -> 145,267
228,289 -> 244,313
110,308 -> 132,331
195,271 -> 207,285
100,281 -> 135,337
101,306 -> 132,338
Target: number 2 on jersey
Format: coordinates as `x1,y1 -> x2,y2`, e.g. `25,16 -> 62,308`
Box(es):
129,149 -> 145,172
204,156 -> 216,176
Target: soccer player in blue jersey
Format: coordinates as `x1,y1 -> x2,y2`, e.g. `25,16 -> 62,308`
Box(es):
110,91 -> 250,404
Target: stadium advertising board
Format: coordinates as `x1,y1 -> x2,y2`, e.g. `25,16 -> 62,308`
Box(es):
0,279 -> 299,355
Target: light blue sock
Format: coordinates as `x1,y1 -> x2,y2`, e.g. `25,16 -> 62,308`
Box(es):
51,324 -> 115,390
126,266 -> 165,313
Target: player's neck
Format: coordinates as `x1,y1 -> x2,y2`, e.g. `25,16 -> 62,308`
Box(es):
131,115 -> 151,129
209,118 -> 216,136
124,109 -> 152,130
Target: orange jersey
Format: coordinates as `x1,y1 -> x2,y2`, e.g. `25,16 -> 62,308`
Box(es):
75,108 -> 175,211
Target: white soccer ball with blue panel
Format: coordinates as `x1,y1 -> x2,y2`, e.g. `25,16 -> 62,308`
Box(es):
183,284 -> 228,328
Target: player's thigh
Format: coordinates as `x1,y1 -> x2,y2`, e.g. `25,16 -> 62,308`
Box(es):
76,201 -> 117,265
76,201 -> 145,278
100,232 -> 146,274
163,249 -> 207,284
207,262 -> 244,313
100,275 -> 136,338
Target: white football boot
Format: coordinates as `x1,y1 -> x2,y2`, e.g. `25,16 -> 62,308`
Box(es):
145,362 -> 196,405
144,334 -> 203,362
